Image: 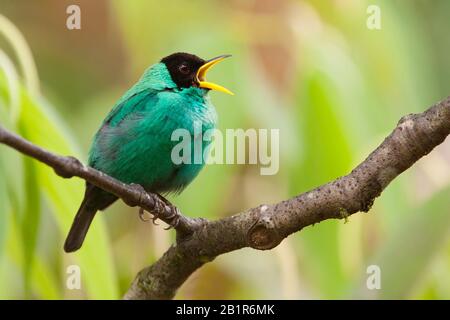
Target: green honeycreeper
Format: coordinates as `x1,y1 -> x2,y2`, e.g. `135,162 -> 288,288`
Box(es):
64,52 -> 232,252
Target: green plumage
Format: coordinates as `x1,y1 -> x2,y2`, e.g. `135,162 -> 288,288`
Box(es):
90,63 -> 216,191
64,54 -> 221,252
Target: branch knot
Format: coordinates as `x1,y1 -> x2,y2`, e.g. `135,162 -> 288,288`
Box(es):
54,156 -> 83,178
247,205 -> 281,250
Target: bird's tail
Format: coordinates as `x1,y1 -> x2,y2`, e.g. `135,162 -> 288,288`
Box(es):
64,199 -> 97,253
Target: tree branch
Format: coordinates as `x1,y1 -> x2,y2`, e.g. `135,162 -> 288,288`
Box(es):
0,97 -> 449,299
0,125 -> 203,236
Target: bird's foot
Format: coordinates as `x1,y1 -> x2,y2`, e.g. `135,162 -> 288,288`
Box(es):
163,206 -> 181,230
154,193 -> 180,230
138,207 -> 159,225
136,192 -> 180,229
155,193 -> 172,206
127,183 -> 148,207
129,184 -> 160,225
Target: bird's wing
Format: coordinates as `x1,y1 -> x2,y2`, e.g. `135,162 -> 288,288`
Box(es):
88,89 -> 160,166
102,89 -> 158,127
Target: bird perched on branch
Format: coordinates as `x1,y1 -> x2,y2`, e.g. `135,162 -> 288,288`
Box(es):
64,53 -> 232,252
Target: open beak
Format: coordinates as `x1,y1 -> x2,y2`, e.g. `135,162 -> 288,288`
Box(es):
197,54 -> 234,95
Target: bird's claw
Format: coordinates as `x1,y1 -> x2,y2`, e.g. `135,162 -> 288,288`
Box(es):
151,215 -> 160,226
138,207 -> 150,222
164,207 -> 181,230
138,207 -> 160,225
137,192 -> 181,230
126,183 -> 148,208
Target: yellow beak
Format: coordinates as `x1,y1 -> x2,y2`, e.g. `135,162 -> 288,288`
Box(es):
197,55 -> 234,95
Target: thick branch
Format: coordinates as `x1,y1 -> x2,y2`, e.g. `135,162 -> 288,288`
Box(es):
123,97 -> 450,299
0,97 -> 449,300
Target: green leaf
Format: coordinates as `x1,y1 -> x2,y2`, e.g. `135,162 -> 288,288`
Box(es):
290,70 -> 354,298
0,157 -> 9,262
3,212 -> 61,299
30,256 -> 60,299
18,155 -> 41,297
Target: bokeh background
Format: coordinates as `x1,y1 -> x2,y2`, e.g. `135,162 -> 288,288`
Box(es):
0,0 -> 449,299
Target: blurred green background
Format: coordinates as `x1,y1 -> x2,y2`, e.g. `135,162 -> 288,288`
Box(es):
0,0 -> 449,299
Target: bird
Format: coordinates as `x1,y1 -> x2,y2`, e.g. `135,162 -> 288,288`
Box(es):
64,52 -> 232,253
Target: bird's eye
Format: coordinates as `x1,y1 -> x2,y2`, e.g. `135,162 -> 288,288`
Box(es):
179,64 -> 190,74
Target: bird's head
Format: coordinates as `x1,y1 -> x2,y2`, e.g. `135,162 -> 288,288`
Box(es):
161,52 -> 233,95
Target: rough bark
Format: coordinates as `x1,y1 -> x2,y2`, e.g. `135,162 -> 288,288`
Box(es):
0,97 -> 449,299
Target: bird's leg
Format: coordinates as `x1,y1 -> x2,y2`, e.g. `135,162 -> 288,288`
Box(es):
143,193 -> 167,225
139,207 -> 155,223
153,193 -> 180,230
129,183 -> 155,223
163,207 -> 181,230
155,193 -> 172,206
130,183 -> 180,230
